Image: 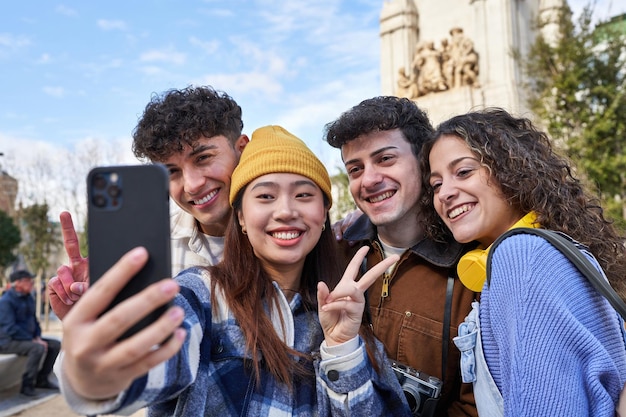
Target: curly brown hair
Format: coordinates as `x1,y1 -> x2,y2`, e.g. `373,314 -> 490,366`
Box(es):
132,85 -> 243,162
419,108 -> 626,298
323,95 -> 433,158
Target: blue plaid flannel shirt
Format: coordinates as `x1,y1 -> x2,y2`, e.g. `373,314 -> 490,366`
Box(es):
59,267 -> 410,417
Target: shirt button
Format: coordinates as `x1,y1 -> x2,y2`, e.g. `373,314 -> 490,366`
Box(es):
327,370 -> 339,381
405,311 -> 412,317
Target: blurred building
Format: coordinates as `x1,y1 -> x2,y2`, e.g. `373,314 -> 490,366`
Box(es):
0,170 -> 18,217
380,0 -> 565,124
595,12 -> 626,38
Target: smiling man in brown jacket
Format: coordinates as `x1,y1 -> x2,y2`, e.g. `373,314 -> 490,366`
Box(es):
324,96 -> 477,417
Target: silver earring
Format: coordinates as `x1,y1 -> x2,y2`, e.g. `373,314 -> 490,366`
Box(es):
321,224 -> 325,231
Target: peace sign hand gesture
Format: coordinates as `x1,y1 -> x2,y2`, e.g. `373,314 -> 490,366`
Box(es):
317,246 -> 399,346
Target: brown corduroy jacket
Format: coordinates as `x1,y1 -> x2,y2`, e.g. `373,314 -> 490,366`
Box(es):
341,216 -> 479,417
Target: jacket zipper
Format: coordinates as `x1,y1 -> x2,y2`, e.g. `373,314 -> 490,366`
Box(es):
381,272 -> 391,298
372,239 -> 396,299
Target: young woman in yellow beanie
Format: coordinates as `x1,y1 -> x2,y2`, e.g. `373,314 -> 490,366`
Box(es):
55,125 -> 412,416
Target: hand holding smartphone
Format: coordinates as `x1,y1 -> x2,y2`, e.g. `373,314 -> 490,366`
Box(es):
87,164 -> 171,340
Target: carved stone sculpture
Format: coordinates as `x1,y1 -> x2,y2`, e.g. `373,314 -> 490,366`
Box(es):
396,26 -> 480,99
447,27 -> 480,88
396,67 -> 419,99
412,41 -> 447,95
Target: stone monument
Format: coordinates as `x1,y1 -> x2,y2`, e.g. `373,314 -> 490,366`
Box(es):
380,0 -> 564,124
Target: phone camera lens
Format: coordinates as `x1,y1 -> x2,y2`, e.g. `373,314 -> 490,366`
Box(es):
93,174 -> 108,190
92,194 -> 107,208
107,185 -> 121,198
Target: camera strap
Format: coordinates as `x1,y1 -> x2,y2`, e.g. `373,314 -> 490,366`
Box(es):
442,275 -> 454,382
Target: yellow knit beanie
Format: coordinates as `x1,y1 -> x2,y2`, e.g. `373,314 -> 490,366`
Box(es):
229,125 -> 332,207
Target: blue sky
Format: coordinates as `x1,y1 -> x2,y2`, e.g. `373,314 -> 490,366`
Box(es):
1,0 -> 387,175
0,0 -> 622,217
1,1 -> 621,166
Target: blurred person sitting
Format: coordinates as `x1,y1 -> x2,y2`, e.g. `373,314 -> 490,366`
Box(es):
0,269 -> 61,396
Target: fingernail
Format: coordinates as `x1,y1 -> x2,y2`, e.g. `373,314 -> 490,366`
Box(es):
174,328 -> 187,341
160,280 -> 178,295
168,307 -> 184,320
69,283 -> 84,300
129,247 -> 147,260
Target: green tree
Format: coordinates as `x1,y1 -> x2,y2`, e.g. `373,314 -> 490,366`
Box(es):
329,168 -> 356,222
19,203 -> 61,319
523,4 -> 626,230
0,210 -> 20,268
20,202 -> 60,275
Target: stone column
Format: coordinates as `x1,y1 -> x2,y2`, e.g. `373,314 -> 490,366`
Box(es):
380,0 -> 419,96
539,0 -> 565,47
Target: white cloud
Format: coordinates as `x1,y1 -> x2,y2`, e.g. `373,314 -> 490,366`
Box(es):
137,65 -> 166,76
139,47 -> 186,65
97,19 -> 128,31
195,72 -> 283,96
198,8 -> 235,18
0,133 -> 59,174
0,131 -> 139,223
78,58 -> 125,80
280,78 -> 379,131
37,53 -> 51,64
56,5 -> 78,17
189,36 -> 220,55
224,36 -> 292,77
42,86 -> 65,98
322,28 -> 380,65
107,58 -> 123,68
0,34 -> 31,49
256,1 -> 339,35
1,111 -> 23,120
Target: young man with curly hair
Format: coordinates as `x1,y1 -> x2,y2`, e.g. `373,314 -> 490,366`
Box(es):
49,86 -> 248,318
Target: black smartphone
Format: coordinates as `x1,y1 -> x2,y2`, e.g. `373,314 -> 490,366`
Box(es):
87,164 -> 171,340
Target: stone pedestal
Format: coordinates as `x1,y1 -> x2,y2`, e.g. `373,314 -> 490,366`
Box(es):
415,86 -> 482,125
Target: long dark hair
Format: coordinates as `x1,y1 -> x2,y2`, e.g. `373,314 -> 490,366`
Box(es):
207,191 -> 343,386
420,108 -> 626,298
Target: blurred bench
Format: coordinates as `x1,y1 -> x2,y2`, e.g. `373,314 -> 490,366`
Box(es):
0,353 -> 27,391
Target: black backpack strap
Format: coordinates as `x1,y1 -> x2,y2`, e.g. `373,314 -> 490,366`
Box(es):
486,227 -> 626,319
361,256 -> 373,328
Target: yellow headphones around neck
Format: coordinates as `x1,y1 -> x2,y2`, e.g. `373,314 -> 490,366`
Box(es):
456,212 -> 539,292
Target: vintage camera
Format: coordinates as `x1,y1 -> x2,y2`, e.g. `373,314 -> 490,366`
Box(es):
392,362 -> 442,417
